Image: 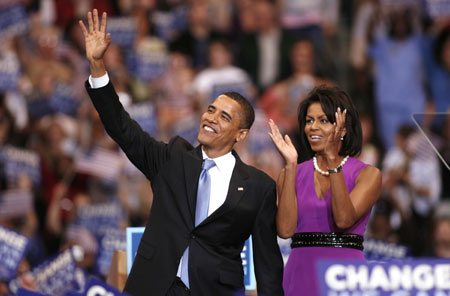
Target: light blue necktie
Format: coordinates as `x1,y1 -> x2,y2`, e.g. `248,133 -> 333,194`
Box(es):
180,159 -> 216,288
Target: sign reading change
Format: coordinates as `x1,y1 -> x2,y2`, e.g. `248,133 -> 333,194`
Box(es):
318,259 -> 450,296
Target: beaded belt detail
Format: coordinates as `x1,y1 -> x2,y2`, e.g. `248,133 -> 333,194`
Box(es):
291,232 -> 364,251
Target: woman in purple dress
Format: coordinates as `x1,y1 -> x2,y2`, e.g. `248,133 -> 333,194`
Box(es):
268,86 -> 382,295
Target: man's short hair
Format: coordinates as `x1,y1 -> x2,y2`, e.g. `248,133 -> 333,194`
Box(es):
222,91 -> 255,129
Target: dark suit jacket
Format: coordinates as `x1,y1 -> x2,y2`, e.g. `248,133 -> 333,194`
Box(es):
86,81 -> 284,296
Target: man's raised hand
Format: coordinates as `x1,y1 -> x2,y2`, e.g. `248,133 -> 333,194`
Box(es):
79,9 -> 111,76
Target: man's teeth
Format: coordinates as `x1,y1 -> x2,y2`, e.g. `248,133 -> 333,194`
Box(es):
204,126 -> 215,133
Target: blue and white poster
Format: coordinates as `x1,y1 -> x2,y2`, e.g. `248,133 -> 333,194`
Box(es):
0,145 -> 41,187
126,38 -> 167,82
0,225 -> 30,280
241,237 -> 256,290
107,17 -> 136,48
27,83 -> 79,119
126,227 -> 256,290
83,276 -> 128,296
95,228 -> 127,276
364,238 -> 410,260
426,0 -> 450,18
127,102 -> 158,136
76,202 -> 127,239
8,248 -> 86,296
318,259 -> 450,296
16,288 -> 48,295
0,4 -> 29,39
0,51 -> 20,91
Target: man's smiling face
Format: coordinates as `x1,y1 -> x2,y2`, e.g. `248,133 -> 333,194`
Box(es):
197,95 -> 248,158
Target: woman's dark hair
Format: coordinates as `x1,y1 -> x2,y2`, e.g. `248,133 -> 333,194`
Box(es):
297,85 -> 363,158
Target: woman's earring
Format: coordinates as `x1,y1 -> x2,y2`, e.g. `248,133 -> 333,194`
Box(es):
340,136 -> 344,141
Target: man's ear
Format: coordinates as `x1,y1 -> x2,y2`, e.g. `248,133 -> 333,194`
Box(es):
235,129 -> 250,143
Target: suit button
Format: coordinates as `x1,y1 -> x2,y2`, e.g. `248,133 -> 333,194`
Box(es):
191,234 -> 196,239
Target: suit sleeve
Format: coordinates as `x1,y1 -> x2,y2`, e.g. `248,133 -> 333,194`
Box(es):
252,181 -> 284,295
85,80 -> 169,181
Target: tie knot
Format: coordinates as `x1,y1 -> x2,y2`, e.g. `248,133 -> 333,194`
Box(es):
202,159 -> 216,171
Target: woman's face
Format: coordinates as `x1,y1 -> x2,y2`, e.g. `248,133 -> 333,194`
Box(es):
304,102 -> 336,152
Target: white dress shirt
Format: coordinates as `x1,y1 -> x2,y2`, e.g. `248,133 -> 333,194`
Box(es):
176,149 -> 235,276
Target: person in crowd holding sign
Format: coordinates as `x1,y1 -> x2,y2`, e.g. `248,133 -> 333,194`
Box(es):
79,9 -> 283,296
268,86 -> 381,296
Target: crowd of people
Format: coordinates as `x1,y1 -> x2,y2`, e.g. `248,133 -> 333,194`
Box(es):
0,0 -> 449,294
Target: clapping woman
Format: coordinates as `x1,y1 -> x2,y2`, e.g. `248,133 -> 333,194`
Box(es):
268,86 -> 382,295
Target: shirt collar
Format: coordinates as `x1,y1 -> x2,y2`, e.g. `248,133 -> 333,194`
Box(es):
201,149 -> 235,173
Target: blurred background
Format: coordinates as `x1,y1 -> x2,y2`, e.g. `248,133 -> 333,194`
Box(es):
0,0 -> 449,292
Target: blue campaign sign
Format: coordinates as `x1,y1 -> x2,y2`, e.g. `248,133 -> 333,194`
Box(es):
76,202 -> 127,238
8,248 -> 86,296
0,145 -> 41,187
83,277 -> 128,296
0,225 -> 30,281
107,17 -> 136,48
126,38 -> 168,83
241,237 -> 256,290
364,238 -> 410,260
17,288 -> 49,295
0,4 -> 29,39
95,228 -> 127,276
317,259 -> 450,296
125,227 -> 145,275
126,227 -> 256,290
126,102 -> 158,136
0,51 -> 20,92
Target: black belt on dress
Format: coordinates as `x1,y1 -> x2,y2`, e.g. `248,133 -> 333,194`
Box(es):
291,232 -> 364,251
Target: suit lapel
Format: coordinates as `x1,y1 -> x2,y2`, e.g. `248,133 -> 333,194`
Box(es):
199,150 -> 249,225
182,145 -> 203,226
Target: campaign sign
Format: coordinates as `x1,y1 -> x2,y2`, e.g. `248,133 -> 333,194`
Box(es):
241,237 -> 256,290
318,259 -> 450,296
17,288 -> 48,295
83,276 -> 128,296
48,83 -> 79,117
364,238 -> 410,260
127,102 -> 158,136
8,248 -> 86,296
125,227 -> 145,275
0,145 -> 41,187
0,4 -> 29,39
126,227 -> 256,290
107,17 -> 136,48
76,202 -> 127,239
95,228 -> 127,276
126,38 -> 167,82
0,51 -> 20,91
0,225 -> 30,280
425,0 -> 450,18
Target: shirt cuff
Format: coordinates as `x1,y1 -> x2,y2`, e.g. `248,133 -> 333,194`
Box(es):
88,72 -> 109,89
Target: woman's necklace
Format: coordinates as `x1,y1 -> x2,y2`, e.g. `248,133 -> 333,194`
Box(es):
313,155 -> 349,176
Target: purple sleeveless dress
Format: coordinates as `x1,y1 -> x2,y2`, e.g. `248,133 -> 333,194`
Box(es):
283,157 -> 371,296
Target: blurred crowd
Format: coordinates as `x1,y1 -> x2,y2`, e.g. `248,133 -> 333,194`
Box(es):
0,0 -> 449,292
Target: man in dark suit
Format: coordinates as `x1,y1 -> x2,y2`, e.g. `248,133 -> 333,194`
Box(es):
79,9 -> 283,296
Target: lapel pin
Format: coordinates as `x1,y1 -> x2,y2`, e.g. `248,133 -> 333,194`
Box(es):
238,187 -> 244,191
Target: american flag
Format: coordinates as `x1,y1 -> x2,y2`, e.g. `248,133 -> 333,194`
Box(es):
0,189 -> 33,218
74,148 -> 125,180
